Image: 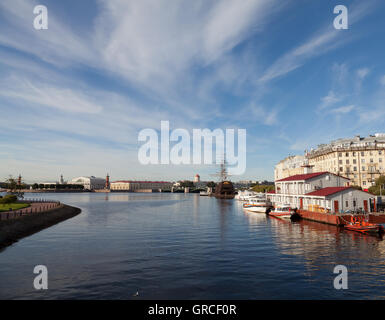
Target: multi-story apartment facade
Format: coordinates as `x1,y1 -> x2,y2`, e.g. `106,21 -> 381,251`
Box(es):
274,155 -> 308,181
275,134 -> 385,190
306,134 -> 385,189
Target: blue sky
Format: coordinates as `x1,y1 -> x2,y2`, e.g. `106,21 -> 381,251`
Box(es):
1,0 -> 385,183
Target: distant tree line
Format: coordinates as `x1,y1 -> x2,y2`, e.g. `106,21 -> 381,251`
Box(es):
31,184 -> 84,190
251,185 -> 275,193
0,176 -> 27,191
178,181 -> 216,188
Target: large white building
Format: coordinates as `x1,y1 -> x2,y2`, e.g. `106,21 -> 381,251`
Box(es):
110,180 -> 173,192
70,176 -> 106,190
267,171 -> 375,213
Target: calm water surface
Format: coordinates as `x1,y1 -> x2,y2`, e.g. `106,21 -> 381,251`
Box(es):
1,192 -> 385,299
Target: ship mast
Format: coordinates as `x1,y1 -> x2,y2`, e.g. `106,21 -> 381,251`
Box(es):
220,159 -> 228,181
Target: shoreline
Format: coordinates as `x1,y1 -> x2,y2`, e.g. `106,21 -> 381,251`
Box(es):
0,204 -> 81,250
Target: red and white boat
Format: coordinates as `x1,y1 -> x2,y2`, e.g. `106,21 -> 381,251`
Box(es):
269,205 -> 293,220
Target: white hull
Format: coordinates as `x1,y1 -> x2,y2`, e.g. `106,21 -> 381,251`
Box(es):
270,214 -> 291,220
243,206 -> 269,213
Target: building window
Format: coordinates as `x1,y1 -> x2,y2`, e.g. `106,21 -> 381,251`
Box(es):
346,160 -> 349,164
380,158 -> 383,163
353,152 -> 356,156
340,167 -> 343,172
379,151 -> 382,155
345,152 -> 349,157
362,166 -> 366,171
339,152 -> 342,157
361,152 -> 365,156
353,159 -> 356,164
361,159 -> 365,163
370,158 -> 374,163
363,181 -> 367,185
346,201 -> 348,207
354,166 -> 357,171
339,160 -> 342,164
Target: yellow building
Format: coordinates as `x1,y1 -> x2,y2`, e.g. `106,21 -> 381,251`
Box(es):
275,134 -> 385,190
274,155 -> 308,181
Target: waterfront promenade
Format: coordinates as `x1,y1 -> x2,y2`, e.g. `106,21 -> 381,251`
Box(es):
0,201 -> 61,221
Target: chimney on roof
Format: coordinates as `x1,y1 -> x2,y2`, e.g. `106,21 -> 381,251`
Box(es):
302,165 -> 313,174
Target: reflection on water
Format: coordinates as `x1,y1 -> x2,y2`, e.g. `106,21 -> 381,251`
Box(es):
0,192 -> 385,299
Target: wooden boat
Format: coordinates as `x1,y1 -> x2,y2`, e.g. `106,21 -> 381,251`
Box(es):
212,160 -> 235,199
214,181 -> 235,199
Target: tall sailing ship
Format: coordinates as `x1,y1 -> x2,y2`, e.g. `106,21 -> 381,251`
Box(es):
213,160 -> 235,199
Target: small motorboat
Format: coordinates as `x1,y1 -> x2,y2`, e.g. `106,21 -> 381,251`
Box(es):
243,196 -> 272,213
269,205 -> 293,220
344,217 -> 384,236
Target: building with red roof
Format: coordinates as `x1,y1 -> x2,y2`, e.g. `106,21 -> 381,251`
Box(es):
267,171 -> 375,213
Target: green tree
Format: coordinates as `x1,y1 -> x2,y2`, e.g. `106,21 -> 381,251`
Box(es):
180,180 -> 194,188
4,176 -> 18,191
251,184 -> 275,193
368,175 -> 385,195
207,181 -> 216,188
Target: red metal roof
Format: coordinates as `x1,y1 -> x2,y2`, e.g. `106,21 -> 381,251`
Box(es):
276,172 -> 329,182
305,187 -> 351,197
111,181 -> 171,184
266,190 -> 276,194
276,171 -> 350,182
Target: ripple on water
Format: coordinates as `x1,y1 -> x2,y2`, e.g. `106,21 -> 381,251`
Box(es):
1,193 -> 385,299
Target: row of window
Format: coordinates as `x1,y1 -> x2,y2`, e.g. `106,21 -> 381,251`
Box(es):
338,150 -> 383,157
338,158 -> 383,165
336,166 -> 382,172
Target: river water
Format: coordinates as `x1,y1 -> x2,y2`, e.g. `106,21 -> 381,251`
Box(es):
0,192 -> 385,299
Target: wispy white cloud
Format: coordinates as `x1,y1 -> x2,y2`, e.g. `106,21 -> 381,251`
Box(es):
259,0 -> 377,83
357,68 -> 370,79
0,78 -> 103,114
330,104 -> 355,114
319,91 -> 342,110
0,0 -> 96,67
